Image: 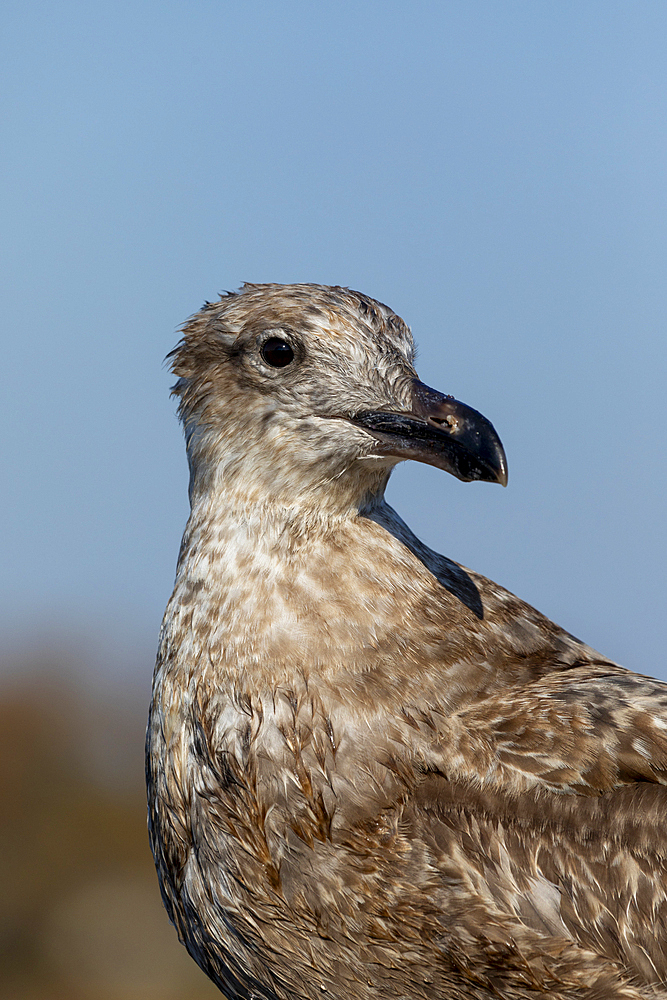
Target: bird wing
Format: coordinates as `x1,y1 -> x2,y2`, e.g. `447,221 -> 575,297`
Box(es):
404,773 -> 667,993
439,664 -> 667,795
396,664 -> 667,988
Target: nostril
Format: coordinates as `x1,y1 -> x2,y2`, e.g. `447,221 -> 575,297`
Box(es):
430,414 -> 459,431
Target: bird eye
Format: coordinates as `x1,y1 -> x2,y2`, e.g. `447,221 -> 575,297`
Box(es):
261,338 -> 295,368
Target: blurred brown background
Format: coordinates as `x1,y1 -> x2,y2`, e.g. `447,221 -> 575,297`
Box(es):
0,646 -> 219,1000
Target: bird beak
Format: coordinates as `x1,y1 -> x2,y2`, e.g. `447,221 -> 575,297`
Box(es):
350,379 -> 508,485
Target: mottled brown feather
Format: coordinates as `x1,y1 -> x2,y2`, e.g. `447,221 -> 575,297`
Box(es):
147,284 -> 667,998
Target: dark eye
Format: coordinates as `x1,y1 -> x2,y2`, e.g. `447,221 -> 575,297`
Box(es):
261,337 -> 295,368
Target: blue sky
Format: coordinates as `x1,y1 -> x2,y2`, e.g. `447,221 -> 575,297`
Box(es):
2,1 -> 666,686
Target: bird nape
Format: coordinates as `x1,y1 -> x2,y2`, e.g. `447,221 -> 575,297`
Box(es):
147,283 -> 667,1000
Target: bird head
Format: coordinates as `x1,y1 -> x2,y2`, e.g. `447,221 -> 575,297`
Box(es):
170,283 -> 507,515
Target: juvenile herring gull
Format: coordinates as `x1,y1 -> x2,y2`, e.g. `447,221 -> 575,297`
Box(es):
147,283 -> 667,999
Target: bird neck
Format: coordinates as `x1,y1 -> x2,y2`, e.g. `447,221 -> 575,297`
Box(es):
187,462 -> 394,528
162,482 -> 408,693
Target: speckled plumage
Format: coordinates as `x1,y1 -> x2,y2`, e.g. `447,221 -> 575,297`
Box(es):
147,283 -> 667,999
